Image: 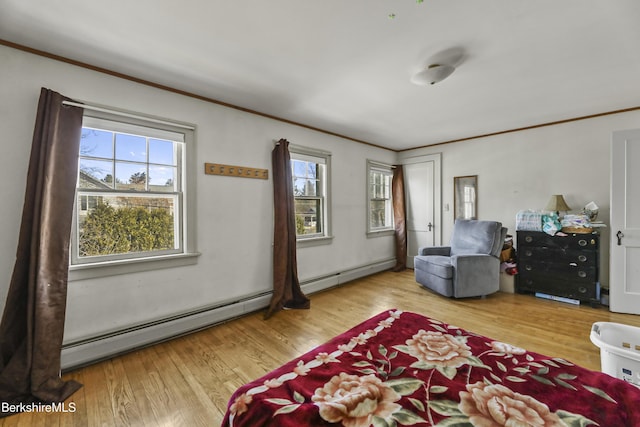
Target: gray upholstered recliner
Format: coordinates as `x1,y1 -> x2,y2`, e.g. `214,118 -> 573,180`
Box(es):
414,219 -> 507,298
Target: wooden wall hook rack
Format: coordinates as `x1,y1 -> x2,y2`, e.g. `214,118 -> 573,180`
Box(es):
204,163 -> 269,180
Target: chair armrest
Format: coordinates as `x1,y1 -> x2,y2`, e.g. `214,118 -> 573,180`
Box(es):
451,253 -> 497,267
451,254 -> 500,278
450,254 -> 500,298
417,246 -> 451,256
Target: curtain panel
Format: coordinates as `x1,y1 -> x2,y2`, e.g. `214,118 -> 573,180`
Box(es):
265,139 -> 310,319
0,88 -> 83,414
392,165 -> 407,271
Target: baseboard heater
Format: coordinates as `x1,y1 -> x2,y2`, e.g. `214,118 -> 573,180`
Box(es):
61,258 -> 395,370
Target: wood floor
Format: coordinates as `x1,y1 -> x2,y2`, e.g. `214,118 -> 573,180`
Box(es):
3,269 -> 640,426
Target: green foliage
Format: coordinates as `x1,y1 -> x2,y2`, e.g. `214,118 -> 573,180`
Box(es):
79,202 -> 174,256
129,171 -> 146,184
295,215 -> 305,235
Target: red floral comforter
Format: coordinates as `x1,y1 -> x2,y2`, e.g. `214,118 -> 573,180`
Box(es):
222,310 -> 640,426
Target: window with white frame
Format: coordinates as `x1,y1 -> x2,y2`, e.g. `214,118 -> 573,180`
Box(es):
71,112 -> 196,271
290,147 -> 331,240
367,161 -> 394,233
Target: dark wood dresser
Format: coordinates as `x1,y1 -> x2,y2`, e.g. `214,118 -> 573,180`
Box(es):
516,230 -> 600,304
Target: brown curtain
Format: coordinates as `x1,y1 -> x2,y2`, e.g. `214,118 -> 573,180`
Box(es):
265,139 -> 310,319
392,165 -> 407,271
0,88 -> 83,415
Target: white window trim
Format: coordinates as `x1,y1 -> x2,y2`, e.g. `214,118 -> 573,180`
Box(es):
366,160 -> 395,236
289,144 -> 333,247
68,107 -> 199,281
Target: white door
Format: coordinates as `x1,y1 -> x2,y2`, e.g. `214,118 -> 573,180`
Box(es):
610,129 -> 640,314
403,154 -> 442,268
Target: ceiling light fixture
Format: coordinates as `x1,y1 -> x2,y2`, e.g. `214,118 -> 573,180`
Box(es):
411,64 -> 455,86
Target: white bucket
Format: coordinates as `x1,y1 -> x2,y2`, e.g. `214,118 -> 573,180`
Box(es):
590,322 -> 640,387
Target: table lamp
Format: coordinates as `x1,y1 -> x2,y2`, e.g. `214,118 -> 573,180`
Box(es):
545,194 -> 571,217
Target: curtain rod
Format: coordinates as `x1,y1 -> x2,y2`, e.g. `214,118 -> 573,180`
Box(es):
62,100 -> 196,131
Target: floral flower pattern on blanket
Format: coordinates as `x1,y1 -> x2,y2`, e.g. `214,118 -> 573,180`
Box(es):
223,310 -> 640,427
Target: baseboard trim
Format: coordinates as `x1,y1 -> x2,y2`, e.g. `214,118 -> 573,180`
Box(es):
61,258 -> 395,370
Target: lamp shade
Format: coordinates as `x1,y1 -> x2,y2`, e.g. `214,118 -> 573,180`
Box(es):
545,194 -> 571,212
411,64 -> 455,86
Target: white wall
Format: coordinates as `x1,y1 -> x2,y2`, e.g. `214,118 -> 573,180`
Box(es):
400,109 -> 640,289
0,45 -> 396,344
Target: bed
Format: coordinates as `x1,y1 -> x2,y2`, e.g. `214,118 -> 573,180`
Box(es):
222,309 -> 640,426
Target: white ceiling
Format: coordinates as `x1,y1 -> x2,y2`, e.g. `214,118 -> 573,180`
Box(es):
1,0 -> 639,151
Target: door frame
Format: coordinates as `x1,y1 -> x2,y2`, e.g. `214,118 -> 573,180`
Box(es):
399,152 -> 442,267
610,129 -> 640,314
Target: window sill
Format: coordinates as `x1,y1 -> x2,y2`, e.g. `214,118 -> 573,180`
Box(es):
68,252 -> 201,281
296,235 -> 334,248
367,229 -> 395,238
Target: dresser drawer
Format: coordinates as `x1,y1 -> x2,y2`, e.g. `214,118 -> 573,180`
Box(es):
519,266 -> 596,284
517,275 -> 598,301
517,231 -> 598,250
518,246 -> 597,267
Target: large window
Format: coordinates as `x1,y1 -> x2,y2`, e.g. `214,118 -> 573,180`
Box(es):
367,161 -> 394,233
71,112 -> 197,275
290,146 -> 331,241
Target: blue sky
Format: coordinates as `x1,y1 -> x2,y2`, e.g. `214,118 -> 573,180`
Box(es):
80,128 -> 177,188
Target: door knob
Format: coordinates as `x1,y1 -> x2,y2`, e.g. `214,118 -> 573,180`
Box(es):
428,222 -> 433,231
617,231 -> 624,246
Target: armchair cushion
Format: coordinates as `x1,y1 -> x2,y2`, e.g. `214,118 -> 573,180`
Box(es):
414,256 -> 454,297
414,255 -> 453,280
450,220 -> 503,256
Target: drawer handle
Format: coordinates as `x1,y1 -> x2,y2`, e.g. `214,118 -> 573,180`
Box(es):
578,239 -> 587,246
525,265 -> 533,271
578,255 -> 587,262
578,271 -> 587,278
579,286 -> 587,293
525,236 -> 533,243
525,250 -> 532,257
